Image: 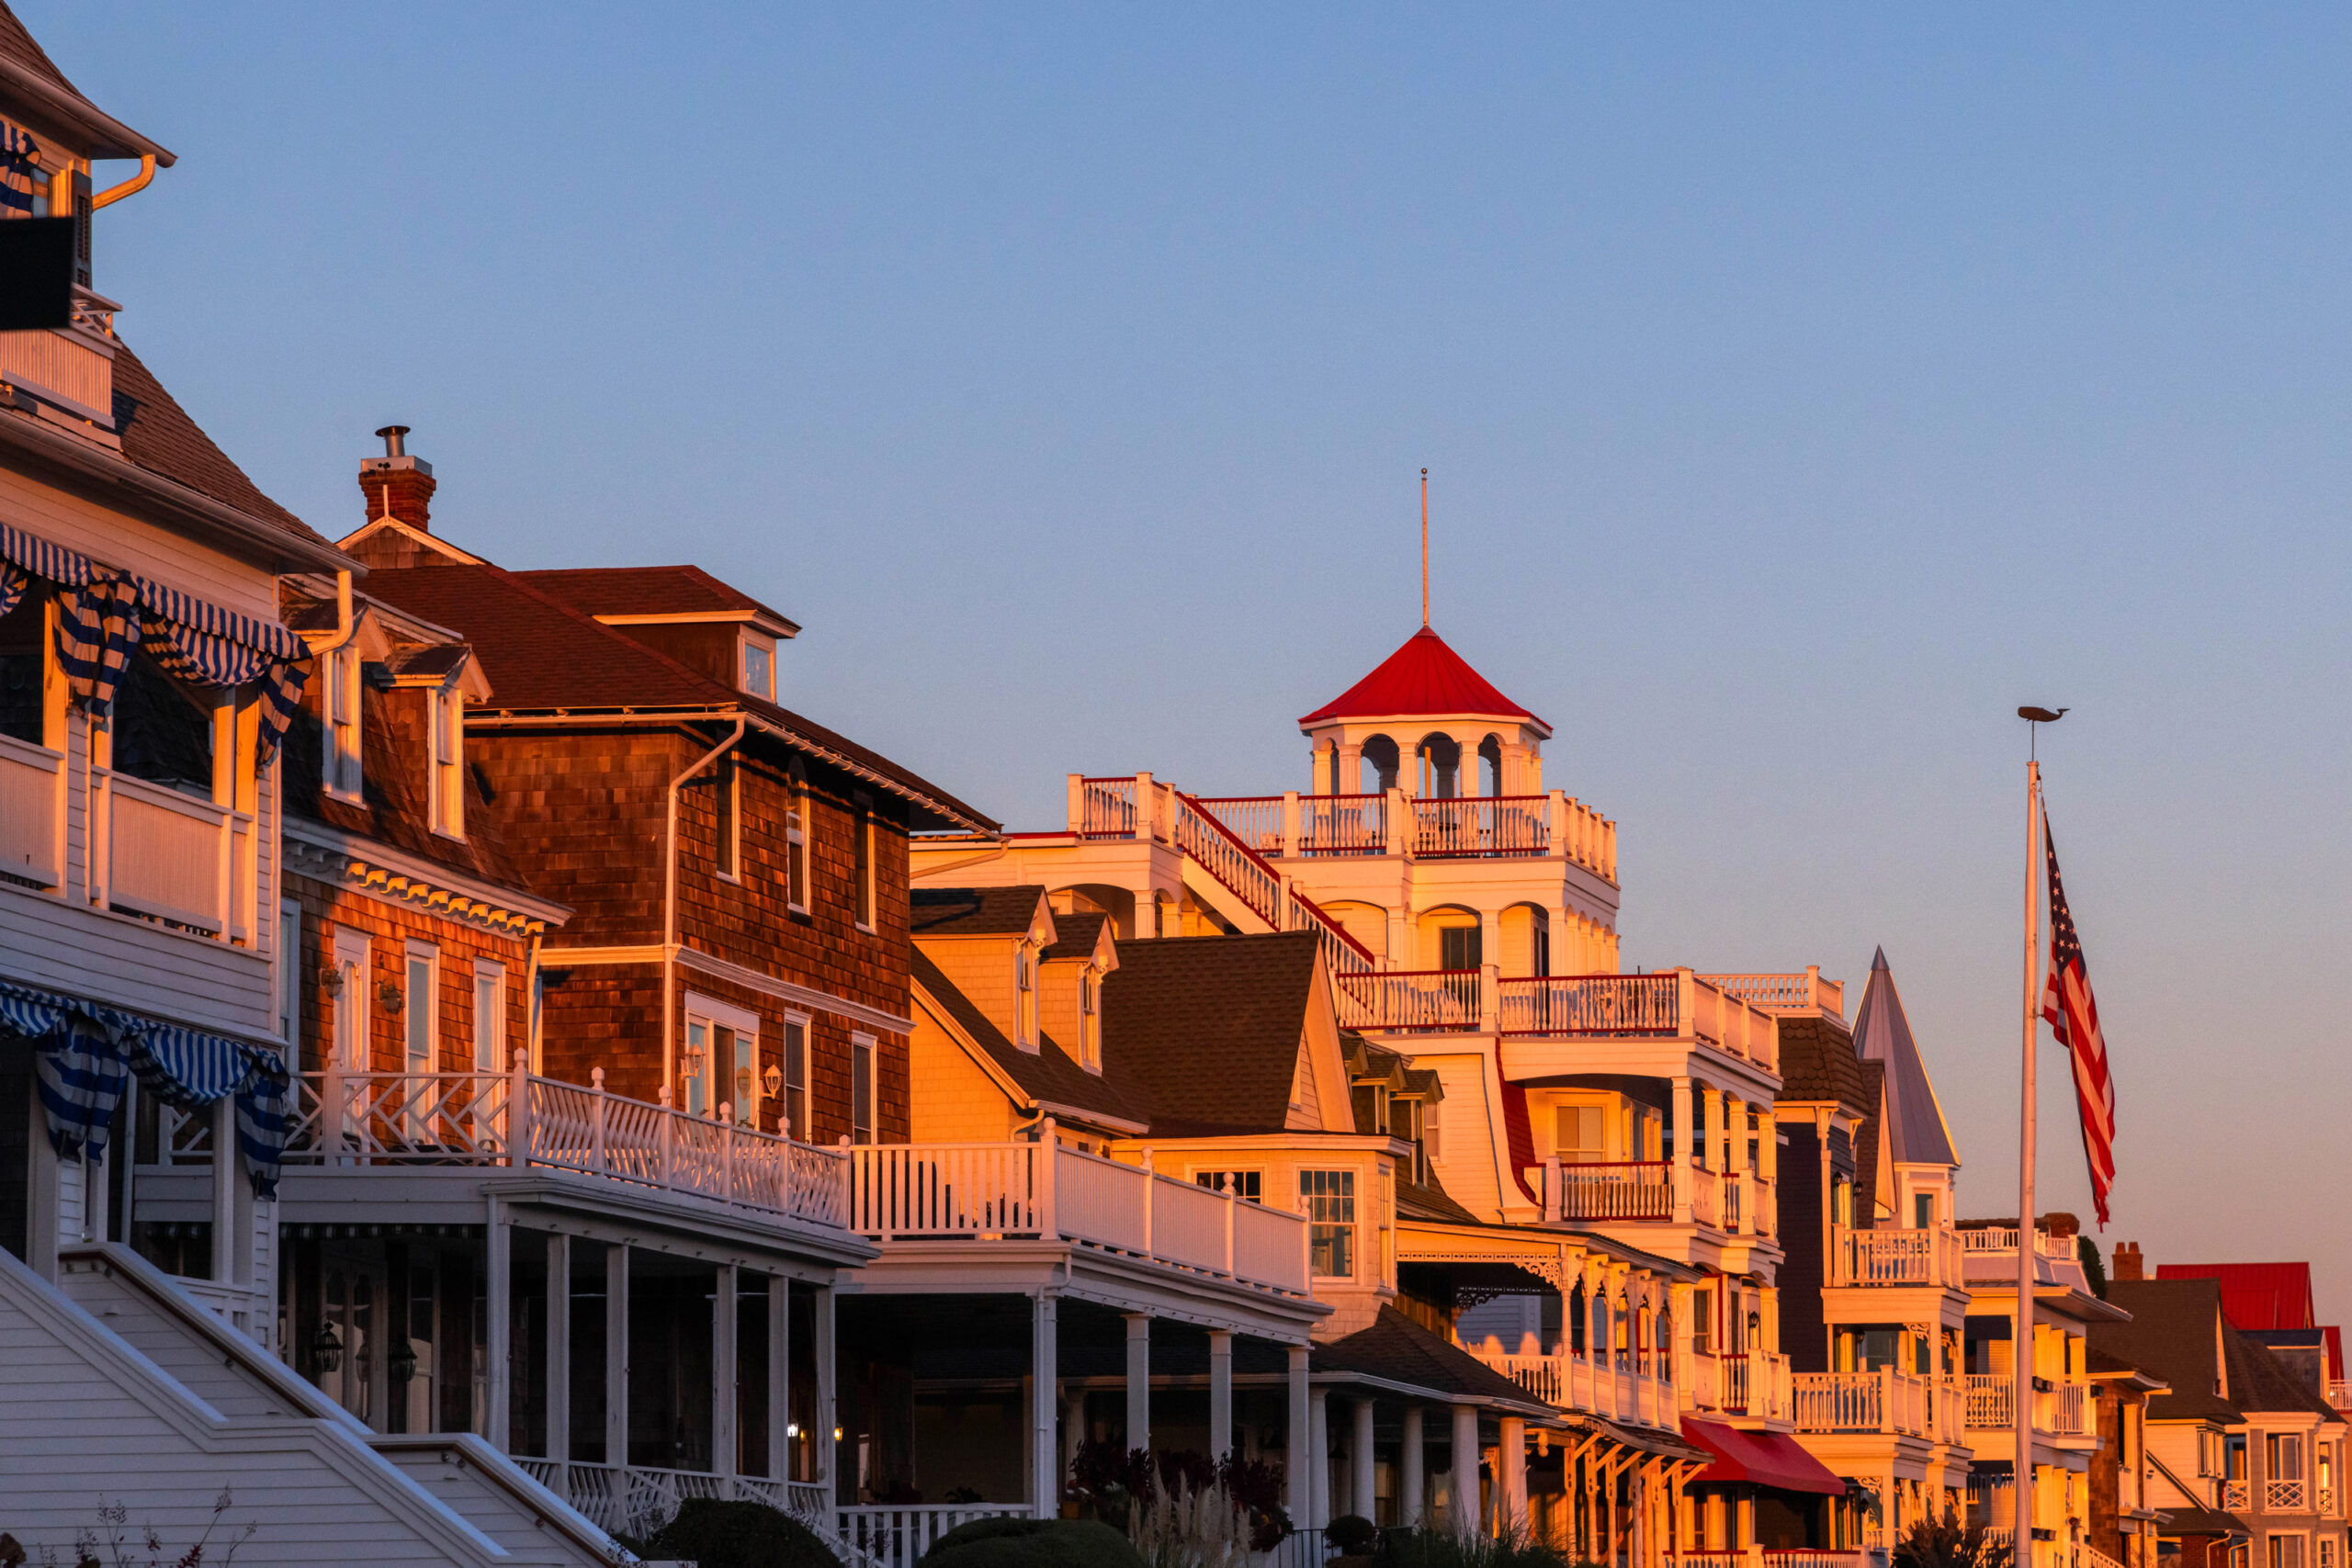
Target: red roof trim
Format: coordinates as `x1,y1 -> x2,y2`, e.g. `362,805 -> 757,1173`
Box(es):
1299,626 -> 1548,732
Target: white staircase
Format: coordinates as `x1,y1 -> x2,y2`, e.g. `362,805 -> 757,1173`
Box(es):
0,1242 -> 624,1566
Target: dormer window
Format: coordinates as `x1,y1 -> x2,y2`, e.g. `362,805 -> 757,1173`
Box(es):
324,646 -> 364,801
1077,968 -> 1101,1072
1015,944 -> 1038,1050
741,637 -> 775,701
427,685 -> 464,840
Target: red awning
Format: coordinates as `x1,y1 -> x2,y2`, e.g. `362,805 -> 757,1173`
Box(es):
1680,1418 -> 1845,1496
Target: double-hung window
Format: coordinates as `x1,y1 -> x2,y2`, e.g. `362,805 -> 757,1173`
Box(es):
1014,945 -> 1038,1049
1556,1104 -> 1604,1164
427,687 -> 464,839
714,751 -> 740,880
403,942 -> 438,1141
741,637 -> 775,701
472,959 -> 505,1072
850,1032 -> 876,1144
785,765 -> 809,913
1302,1168 -> 1356,1279
780,1014 -> 809,1138
324,647 -> 363,801
853,801 -> 876,930
1077,969 -> 1101,1071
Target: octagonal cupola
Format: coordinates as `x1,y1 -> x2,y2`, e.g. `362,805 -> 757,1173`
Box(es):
1298,626 -> 1551,797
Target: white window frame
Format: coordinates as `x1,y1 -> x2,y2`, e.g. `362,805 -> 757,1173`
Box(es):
427,685 -> 465,840
850,1031 -> 877,1145
1014,942 -> 1038,1052
332,929 -> 370,1071
684,991 -> 760,1123
278,898 -> 301,1047
784,763 -> 809,914
1301,1168 -> 1357,1280
472,958 -> 506,1073
1193,1169 -> 1262,1201
713,750 -> 741,882
779,1011 -> 810,1139
741,633 -> 775,701
324,645 -> 364,803
1077,965 -> 1101,1072
403,941 -> 439,1077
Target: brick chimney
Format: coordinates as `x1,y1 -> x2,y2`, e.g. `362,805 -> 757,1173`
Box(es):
2112,1241 -> 2144,1281
359,424 -> 436,530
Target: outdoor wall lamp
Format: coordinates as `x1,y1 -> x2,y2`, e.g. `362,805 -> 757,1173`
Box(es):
388,1340 -> 418,1384
310,1322 -> 345,1374
763,1065 -> 783,1099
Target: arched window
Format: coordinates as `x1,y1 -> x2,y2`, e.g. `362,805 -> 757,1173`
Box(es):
1361,733 -> 1399,794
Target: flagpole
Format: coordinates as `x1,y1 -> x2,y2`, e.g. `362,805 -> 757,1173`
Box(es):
2015,754 -> 2042,1566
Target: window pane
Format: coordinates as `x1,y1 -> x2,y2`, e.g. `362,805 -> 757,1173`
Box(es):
1304,1169 -> 1355,1277
475,972 -> 500,1071
784,1021 -> 808,1139
851,1039 -> 874,1143
406,957 -> 433,1069
734,1031 -> 755,1126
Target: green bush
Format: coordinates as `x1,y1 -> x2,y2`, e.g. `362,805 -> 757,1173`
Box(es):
1328,1515 -> 1379,1555
636,1498 -> 844,1568
921,1517 -> 1146,1568
1378,1520 -> 1578,1568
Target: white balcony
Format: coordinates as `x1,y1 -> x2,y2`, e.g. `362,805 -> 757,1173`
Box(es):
842,1138 -> 1310,1296
1520,1156 -> 1775,1243
1962,1373 -> 2091,1438
1500,970 -> 1779,1071
1793,1368 -> 1935,1437
100,771 -> 255,941
1956,1225 -> 2093,1293
1468,1346 -> 1679,1431
1828,1224 -> 1966,1288
1724,1348 -> 1794,1425
1700,967 -> 1845,1019
286,1063 -> 852,1230
0,731 -> 63,887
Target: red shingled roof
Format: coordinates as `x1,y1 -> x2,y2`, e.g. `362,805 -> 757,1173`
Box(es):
2156,1263 -> 2317,1332
1298,626 -> 1547,731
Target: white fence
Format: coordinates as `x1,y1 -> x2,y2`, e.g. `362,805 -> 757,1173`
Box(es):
514,1460 -> 830,1541
839,1505 -> 1037,1568
1829,1224 -> 1964,1287
844,1136 -> 1310,1295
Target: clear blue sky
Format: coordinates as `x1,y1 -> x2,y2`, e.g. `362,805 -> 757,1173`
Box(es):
33,5 -> 2350,1305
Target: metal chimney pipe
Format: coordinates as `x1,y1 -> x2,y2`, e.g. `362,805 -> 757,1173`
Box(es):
376,424 -> 410,458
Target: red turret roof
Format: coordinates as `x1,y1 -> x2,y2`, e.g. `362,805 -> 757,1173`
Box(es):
1298,626 -> 1548,732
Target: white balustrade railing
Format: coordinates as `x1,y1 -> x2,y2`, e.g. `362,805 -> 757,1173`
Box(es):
2224,1480 -> 2250,1511
1171,793 -> 1284,927
1335,968 -> 1482,1033
1830,1224 -> 1965,1287
1700,969 -> 1845,1019
1724,1349 -> 1792,1423
1965,1374 -> 2016,1429
1498,972 -> 1678,1036
1794,1369 -> 1931,1436
1300,793 -> 1388,854
1076,775 -> 1140,838
0,731 -> 62,888
1470,1348 -> 1676,1430
1191,796 -> 1285,856
515,1460 -> 827,1540
840,1506 -> 1037,1568
2042,1378 -> 2091,1438
1409,795 -> 1551,858
843,1137 -> 1309,1295
288,1063 -> 851,1228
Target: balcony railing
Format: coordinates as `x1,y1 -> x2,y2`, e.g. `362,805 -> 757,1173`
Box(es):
1961,1373 -> 2093,1438
1469,1347 -> 1677,1430
1699,967 -> 1844,1020
1828,1224 -> 1966,1287
1966,1373 -> 2015,1429
1794,1368 -> 1932,1436
2266,1479 -> 2307,1511
514,1460 -> 830,1542
2224,1480 -> 2249,1511
0,731 -> 62,888
96,769 -> 256,942
286,1062 -> 851,1229
1956,1225 -> 2093,1292
1333,968 -> 1482,1032
1724,1348 -> 1793,1424
843,1136 -> 1309,1295
1532,1158 -> 1674,1222
1074,774 -> 1617,881
1498,970 -> 1778,1069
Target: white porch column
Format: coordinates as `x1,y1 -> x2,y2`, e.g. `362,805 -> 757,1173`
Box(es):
1208,1331 -> 1235,1460
1451,1404 -> 1480,1534
1669,1077 -> 1694,1224
546,1232 -> 570,1466
1498,1416 -> 1527,1531
1308,1386 -> 1331,1529
1702,1089 -> 1723,1173
767,1273 -> 791,1483
1351,1396 -> 1376,1524
486,1196 -> 511,1451
1725,1096 -> 1748,1235
605,1243 -> 629,1470
1285,1346 -> 1311,1516
1401,1405 -> 1426,1527
713,1263 -> 738,1479
1032,1292 -> 1060,1517
1124,1313 -> 1151,1452
815,1282 -> 837,1500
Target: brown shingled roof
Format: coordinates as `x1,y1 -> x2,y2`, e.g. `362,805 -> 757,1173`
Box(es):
1102,932 -> 1321,1138
911,886 -> 1046,938
2098,1280 -> 2245,1423
356,560 -> 996,833
109,343 -> 329,547
518,565 -> 798,633
1776,1013 -> 1871,1117
1042,911 -> 1109,963
910,949 -> 1151,1130
1314,1306 -> 1560,1416
0,2 -> 78,95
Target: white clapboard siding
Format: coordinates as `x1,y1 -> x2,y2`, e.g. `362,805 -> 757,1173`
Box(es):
373,1439 -> 638,1567
60,1252 -> 321,1424
0,1244 -> 618,1565
0,883 -> 274,1036
0,468 -> 288,623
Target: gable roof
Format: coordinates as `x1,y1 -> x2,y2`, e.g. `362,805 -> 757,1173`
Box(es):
1299,626 -> 1548,733
1041,911 -> 1110,963
2155,1263 -> 2318,1333
1775,1012 -> 1872,1117
2098,1279 -> 2244,1423
1849,947 -> 1959,1168
1101,931 -> 1322,1138
517,565 -> 799,635
910,886 -> 1047,939
356,560 -> 995,833
109,345 -> 325,545
910,948 -> 1151,1131
2221,1320 -> 2342,1421
0,1 -> 171,163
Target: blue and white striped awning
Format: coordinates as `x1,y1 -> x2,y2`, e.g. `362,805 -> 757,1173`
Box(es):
0,521 -> 96,589
0,978 -> 288,1195
132,575 -> 305,662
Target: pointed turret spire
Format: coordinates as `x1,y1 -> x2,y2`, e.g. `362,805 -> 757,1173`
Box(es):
1850,946 -> 1959,1168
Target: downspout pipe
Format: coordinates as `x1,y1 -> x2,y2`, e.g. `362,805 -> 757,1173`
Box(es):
663,719 -> 746,1100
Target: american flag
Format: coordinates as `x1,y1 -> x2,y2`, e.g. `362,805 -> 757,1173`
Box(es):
2041,824 -> 2117,1226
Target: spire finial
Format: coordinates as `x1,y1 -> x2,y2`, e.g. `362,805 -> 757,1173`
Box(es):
1420,468 -> 1430,628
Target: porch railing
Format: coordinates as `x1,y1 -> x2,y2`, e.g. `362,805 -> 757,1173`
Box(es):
1409,795 -> 1552,858
0,731 -> 62,888
1724,1349 -> 1792,1423
1533,1157 -> 1673,1223
1698,968 -> 1845,1019
1470,1348 -> 1677,1430
1793,1369 -> 1931,1436
286,1061 -> 852,1229
839,1505 -> 1037,1568
514,1460 -> 829,1541
101,769 -> 255,942
1497,970 -> 1778,1068
1333,968 -> 1482,1033
1828,1224 -> 1965,1288
1964,1374 -> 2015,1429
843,1135 -> 1310,1295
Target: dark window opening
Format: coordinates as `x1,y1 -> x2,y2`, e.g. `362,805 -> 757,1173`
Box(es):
112,652 -> 214,797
